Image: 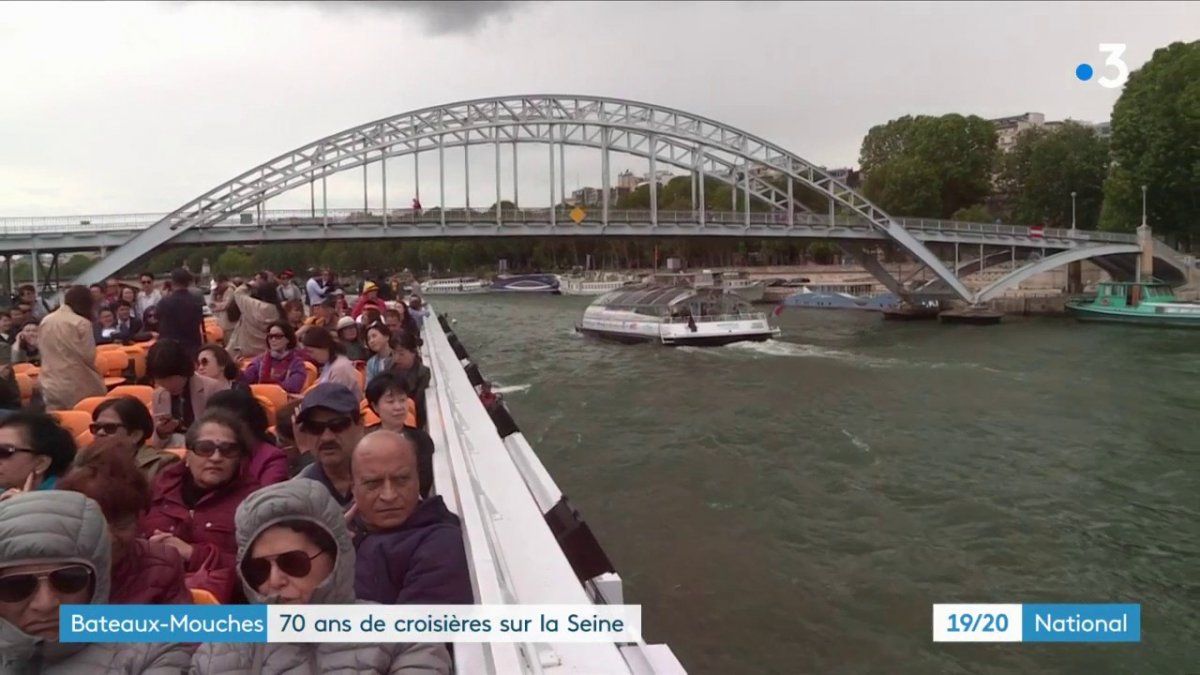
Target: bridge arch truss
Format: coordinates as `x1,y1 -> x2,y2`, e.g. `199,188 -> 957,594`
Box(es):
75,95 -> 977,299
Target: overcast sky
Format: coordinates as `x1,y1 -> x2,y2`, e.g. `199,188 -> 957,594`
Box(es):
1,1 -> 1196,216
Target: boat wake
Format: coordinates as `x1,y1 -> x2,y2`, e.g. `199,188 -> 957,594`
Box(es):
685,339 -> 1010,375
841,428 -> 871,452
493,383 -> 531,395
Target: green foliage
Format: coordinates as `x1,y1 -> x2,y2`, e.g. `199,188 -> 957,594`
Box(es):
998,122 -> 1109,227
950,204 -> 995,223
859,114 -> 997,218
60,254 -> 95,277
1100,40 -> 1200,245
213,248 -> 254,276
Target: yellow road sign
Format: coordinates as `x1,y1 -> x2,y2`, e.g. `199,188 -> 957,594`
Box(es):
570,206 -> 586,224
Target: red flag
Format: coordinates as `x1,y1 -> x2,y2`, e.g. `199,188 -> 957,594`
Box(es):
1029,224 -> 1045,239
773,304 -> 786,317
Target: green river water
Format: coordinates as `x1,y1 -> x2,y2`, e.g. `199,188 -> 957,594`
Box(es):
430,294 -> 1197,674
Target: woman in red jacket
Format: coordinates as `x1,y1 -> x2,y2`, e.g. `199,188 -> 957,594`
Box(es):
140,409 -> 261,603
58,437 -> 192,605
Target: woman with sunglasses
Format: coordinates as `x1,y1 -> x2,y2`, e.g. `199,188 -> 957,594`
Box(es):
0,491 -> 192,672
148,339 -> 229,449
0,412 -> 76,495
90,396 -> 180,484
190,480 -> 451,674
204,389 -> 288,486
59,439 -> 191,606
196,344 -> 249,394
241,321 -> 308,395
301,327 -> 362,401
140,409 -> 260,603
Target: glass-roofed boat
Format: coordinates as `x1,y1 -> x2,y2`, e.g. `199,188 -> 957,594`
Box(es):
576,283 -> 781,346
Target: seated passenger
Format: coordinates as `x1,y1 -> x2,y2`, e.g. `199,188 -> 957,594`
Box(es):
240,321 -> 308,395
335,317 -> 370,362
364,373 -> 431,499
205,389 -> 289,486
148,339 -> 229,448
0,412 -> 77,494
91,396 -> 180,484
0,491 -> 191,671
58,440 -> 192,605
140,409 -> 261,603
388,331 -> 430,400
190,480 -> 451,674
292,384 -> 364,507
352,430 -> 472,605
195,344 -> 249,394
301,328 -> 362,401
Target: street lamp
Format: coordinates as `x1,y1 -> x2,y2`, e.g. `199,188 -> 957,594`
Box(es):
1141,184 -> 1148,226
1070,191 -> 1077,230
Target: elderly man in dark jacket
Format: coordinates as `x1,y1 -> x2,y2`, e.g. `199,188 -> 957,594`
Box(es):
351,430 -> 473,605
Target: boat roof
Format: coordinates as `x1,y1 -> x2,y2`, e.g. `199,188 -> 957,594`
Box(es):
1096,279 -> 1172,287
594,283 -> 715,308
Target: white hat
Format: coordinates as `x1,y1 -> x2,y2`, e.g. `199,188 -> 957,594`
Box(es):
335,316 -> 356,331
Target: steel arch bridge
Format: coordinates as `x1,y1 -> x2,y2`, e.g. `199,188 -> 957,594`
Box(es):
74,94 -> 982,299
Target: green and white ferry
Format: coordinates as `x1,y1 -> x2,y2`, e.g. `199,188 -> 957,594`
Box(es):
1066,280 -> 1200,328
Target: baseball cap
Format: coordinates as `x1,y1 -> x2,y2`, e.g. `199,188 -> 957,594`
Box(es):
335,316 -> 356,331
363,281 -> 379,294
297,383 -> 360,420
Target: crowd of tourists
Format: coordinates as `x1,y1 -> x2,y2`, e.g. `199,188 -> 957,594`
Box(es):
0,266 -> 464,673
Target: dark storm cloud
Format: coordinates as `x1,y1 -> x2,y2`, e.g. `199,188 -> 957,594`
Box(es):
313,1 -> 532,35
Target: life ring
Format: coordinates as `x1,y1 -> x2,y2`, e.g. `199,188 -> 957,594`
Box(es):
1100,298 -> 1110,306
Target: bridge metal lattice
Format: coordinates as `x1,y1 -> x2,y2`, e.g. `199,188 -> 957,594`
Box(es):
73,94 -> 977,300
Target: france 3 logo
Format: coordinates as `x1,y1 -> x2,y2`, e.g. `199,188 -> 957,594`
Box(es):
1075,44 -> 1129,89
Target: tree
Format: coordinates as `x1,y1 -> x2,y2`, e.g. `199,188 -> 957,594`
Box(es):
859,114 -> 997,218
213,248 -> 254,276
998,122 -> 1109,228
1100,40 -> 1200,248
951,204 -> 995,223
60,254 -> 95,277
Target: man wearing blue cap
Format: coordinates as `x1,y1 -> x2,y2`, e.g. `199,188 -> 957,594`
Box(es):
292,383 -> 365,507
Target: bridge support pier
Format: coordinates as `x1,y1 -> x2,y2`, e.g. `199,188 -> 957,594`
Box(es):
1067,260 -> 1082,294
1138,224 -> 1154,281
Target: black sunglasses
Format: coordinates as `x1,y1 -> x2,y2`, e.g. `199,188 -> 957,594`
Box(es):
0,444 -> 34,460
298,416 -> 354,435
0,565 -> 92,604
88,422 -> 125,436
241,550 -> 327,589
189,440 -> 242,458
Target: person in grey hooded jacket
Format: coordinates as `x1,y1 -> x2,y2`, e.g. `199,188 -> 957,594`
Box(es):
0,490 -> 193,674
190,479 -> 451,674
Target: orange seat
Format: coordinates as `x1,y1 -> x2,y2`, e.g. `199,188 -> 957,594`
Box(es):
73,396 -> 109,416
190,588 -> 219,604
75,430 -> 94,448
250,384 -> 288,413
204,323 -> 224,345
51,410 -> 93,438
107,385 -> 154,408
301,361 -> 318,391
96,343 -> 124,353
121,345 -> 148,381
165,447 -> 187,460
362,407 -> 380,427
254,395 -> 276,423
11,363 -> 35,375
96,350 -> 130,380
15,373 -> 34,405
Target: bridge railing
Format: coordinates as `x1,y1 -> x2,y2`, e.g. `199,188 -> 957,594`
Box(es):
0,207 -> 1141,244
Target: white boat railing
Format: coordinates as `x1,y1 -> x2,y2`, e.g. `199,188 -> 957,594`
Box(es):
422,309 -> 685,674
664,313 -> 769,324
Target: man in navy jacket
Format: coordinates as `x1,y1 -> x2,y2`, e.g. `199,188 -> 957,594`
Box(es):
351,430 -> 473,605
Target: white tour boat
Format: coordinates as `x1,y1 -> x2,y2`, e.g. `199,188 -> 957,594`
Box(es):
576,283 -> 780,346
417,277 -> 490,295
559,272 -> 638,296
